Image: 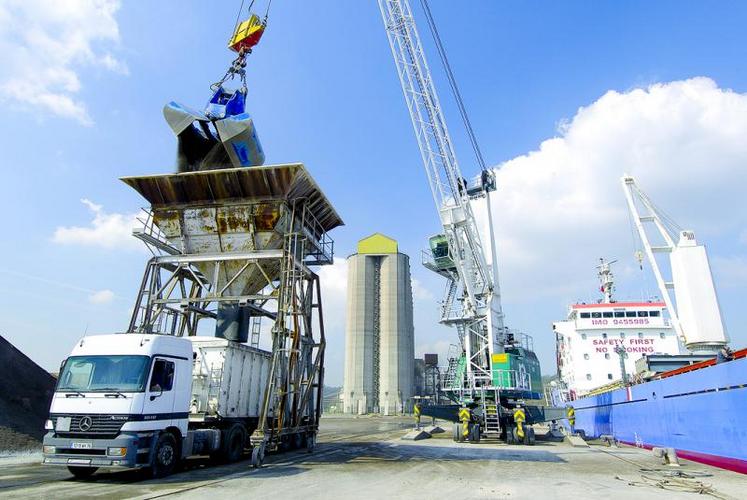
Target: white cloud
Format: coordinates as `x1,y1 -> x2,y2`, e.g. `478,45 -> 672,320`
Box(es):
315,257 -> 348,385
477,77 -> 747,304
0,0 -> 127,125
88,289 -> 115,304
316,257 -> 348,337
411,277 -> 435,301
52,198 -> 142,251
415,339 -> 453,366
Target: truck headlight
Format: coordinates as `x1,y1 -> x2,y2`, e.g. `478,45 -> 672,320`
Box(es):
107,447 -> 127,456
43,445 -> 56,454
45,419 -> 54,430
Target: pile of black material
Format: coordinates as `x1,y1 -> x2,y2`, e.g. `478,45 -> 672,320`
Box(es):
0,335 -> 56,453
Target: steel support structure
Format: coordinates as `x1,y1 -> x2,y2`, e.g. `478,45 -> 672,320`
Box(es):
128,200 -> 328,467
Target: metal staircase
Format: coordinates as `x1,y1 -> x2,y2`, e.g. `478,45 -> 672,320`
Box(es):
482,393 -> 501,435
371,257 -> 382,412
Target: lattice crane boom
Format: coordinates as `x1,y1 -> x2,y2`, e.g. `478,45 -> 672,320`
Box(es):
378,0 -> 505,382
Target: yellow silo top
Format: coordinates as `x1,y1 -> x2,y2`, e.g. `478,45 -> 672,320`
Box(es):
358,233 -> 398,254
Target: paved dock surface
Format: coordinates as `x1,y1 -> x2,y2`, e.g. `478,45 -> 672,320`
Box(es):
1,415 -> 746,499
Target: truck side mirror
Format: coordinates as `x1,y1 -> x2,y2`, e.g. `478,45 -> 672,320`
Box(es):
149,384 -> 163,401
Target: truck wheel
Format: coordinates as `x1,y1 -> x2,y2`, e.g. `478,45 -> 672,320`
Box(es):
251,444 -> 265,468
306,433 -> 316,453
224,424 -> 246,463
67,466 -> 98,479
151,432 -> 178,478
293,432 -> 303,450
211,424 -> 246,463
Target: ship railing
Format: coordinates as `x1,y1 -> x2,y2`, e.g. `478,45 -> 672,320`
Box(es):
579,380 -> 626,397
545,385 -> 569,406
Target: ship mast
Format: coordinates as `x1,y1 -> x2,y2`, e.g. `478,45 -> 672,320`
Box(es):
596,258 -> 617,304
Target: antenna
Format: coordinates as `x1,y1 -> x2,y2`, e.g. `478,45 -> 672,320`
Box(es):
596,258 -> 617,304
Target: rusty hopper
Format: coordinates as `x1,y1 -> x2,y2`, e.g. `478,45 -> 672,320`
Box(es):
121,163 -> 342,341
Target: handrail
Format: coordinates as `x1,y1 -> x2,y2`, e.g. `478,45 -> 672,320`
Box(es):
659,347 -> 747,379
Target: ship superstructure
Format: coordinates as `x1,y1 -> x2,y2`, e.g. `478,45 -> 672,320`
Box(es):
554,259 -> 682,397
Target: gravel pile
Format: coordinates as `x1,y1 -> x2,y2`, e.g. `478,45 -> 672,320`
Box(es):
0,335 -> 56,455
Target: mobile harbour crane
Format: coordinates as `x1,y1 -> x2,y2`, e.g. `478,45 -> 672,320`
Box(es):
377,0 -> 557,443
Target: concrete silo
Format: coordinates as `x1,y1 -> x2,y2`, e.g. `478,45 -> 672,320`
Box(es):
343,234 -> 415,415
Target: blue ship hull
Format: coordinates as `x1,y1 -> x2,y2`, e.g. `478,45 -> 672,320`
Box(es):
569,356 -> 747,474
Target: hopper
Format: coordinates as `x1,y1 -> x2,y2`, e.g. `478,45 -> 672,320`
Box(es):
121,163 -> 343,340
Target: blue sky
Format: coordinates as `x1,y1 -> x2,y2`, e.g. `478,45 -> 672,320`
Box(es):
1,1 -> 746,385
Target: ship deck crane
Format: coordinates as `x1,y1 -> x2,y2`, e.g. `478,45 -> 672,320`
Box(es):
621,175 -> 729,353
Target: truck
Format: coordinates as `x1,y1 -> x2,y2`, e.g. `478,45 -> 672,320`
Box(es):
42,333 -> 272,478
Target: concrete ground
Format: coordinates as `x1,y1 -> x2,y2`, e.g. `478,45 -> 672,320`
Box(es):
1,415 -> 745,499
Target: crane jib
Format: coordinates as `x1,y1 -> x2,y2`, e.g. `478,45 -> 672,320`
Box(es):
378,0 -> 506,384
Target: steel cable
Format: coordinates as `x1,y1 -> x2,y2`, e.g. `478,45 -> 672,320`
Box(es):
419,0 -> 487,172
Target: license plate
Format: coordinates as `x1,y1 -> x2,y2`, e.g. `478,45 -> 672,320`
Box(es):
67,459 -> 92,465
71,442 -> 93,449
55,417 -> 71,432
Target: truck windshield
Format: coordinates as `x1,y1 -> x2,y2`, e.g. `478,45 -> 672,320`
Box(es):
57,355 -> 150,393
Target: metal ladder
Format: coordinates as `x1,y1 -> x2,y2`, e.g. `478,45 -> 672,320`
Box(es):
443,356 -> 458,389
371,257 -> 382,412
206,363 -> 223,414
250,316 -> 261,348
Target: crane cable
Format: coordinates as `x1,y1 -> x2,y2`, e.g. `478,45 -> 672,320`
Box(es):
216,0 -> 273,91
230,0 -> 273,42
231,0 -> 249,41
419,0 -> 487,173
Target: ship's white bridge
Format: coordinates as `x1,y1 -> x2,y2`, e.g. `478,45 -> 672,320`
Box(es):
554,301 -> 682,397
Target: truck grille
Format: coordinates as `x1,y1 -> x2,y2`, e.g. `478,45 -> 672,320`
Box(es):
51,414 -> 127,437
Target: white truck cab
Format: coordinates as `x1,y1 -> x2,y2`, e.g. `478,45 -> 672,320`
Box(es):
43,333 -> 270,478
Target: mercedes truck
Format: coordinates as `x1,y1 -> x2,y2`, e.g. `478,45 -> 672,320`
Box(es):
42,333 -> 271,478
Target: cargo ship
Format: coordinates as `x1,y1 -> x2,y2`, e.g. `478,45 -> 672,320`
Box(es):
551,176 -> 745,474
560,348 -> 747,473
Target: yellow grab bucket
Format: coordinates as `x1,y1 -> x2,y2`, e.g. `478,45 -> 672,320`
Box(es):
229,13 -> 266,53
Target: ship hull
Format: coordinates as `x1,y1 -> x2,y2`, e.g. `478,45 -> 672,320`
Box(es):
568,355 -> 747,474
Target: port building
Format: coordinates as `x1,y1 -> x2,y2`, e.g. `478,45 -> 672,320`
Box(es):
343,233 -> 414,415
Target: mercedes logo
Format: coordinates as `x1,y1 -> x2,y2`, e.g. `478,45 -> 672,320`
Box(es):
78,416 -> 93,432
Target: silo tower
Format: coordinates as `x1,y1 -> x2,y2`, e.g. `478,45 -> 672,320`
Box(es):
343,233 -> 415,415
